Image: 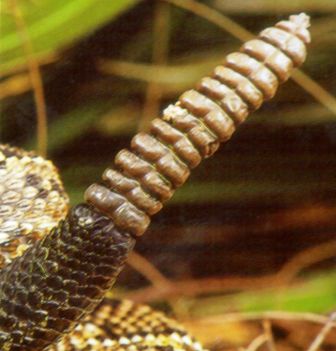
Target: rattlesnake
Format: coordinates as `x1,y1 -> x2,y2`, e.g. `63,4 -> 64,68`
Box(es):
0,14 -> 311,351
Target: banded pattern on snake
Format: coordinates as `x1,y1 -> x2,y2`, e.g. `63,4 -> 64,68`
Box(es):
0,14 -> 310,351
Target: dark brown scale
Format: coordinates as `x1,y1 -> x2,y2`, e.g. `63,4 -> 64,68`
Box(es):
131,132 -> 190,188
103,168 -> 162,215
114,149 -> 174,201
213,65 -> 264,110
162,109 -> 221,158
151,117 -> 205,163
197,77 -> 249,124
224,52 -> 279,100
149,118 -> 202,168
85,184 -> 150,237
180,89 -> 248,126
0,204 -> 134,350
84,14 -> 311,239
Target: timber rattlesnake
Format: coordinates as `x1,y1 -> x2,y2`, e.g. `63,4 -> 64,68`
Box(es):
0,14 -> 310,351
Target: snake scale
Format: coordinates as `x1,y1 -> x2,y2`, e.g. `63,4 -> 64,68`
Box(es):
0,14 -> 311,351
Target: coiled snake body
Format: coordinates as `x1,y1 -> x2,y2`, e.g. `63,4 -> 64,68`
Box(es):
0,14 -> 310,351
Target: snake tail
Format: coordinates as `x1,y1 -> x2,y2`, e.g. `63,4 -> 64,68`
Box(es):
0,204 -> 135,351
85,13 -> 311,237
0,13 -> 310,351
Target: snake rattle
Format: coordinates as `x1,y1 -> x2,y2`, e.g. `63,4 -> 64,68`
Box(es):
0,14 -> 311,351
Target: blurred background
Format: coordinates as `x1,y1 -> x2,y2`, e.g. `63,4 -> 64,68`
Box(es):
1,0 -> 336,349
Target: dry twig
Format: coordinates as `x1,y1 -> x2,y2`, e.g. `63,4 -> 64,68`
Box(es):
275,240 -> 336,285
306,312 -> 336,351
9,0 -> 48,157
127,251 -> 172,290
191,311 -> 336,327
125,240 -> 336,303
139,1 -> 170,131
262,320 -> 277,351
242,334 -> 268,351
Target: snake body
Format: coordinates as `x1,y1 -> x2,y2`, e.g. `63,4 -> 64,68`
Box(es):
0,14 -> 310,351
